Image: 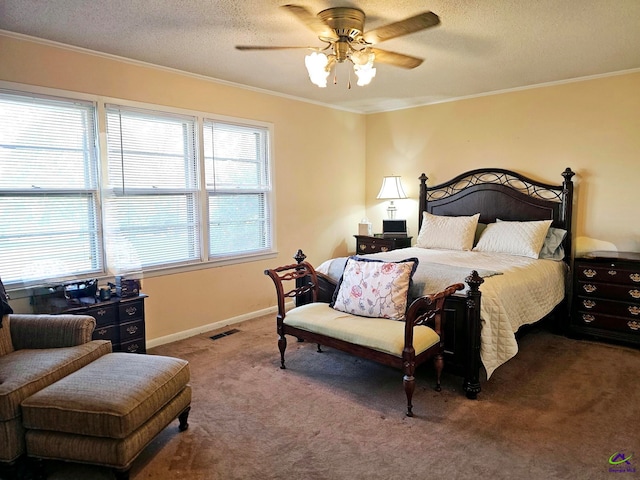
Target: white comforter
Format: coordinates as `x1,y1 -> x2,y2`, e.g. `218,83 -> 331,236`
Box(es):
316,247 -> 566,378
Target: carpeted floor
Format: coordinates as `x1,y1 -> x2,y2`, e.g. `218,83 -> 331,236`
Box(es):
39,314 -> 640,479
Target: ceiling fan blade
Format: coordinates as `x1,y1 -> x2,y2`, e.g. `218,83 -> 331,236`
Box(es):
281,4 -> 339,41
363,11 -> 440,44
236,45 -> 316,51
371,48 -> 424,69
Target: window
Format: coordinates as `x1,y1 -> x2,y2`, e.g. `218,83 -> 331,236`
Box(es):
0,86 -> 274,288
105,105 -> 200,272
0,91 -> 102,286
203,121 -> 272,258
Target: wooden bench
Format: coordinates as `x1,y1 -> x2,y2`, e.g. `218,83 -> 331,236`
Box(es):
264,258 -> 464,417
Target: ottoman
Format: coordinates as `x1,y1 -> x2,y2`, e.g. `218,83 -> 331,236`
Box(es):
21,352 -> 191,480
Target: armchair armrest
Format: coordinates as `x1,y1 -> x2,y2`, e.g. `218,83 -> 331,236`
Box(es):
9,314 -> 96,350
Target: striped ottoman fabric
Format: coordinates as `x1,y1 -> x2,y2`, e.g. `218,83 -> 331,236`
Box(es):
21,352 -> 191,479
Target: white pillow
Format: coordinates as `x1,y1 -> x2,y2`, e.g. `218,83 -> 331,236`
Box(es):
473,219 -> 552,259
416,212 -> 480,251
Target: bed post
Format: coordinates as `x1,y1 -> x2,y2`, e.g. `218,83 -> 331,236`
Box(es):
463,271 -> 484,399
418,173 -> 428,231
560,168 -> 575,262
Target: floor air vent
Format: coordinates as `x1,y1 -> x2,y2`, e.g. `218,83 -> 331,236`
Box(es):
210,328 -> 240,341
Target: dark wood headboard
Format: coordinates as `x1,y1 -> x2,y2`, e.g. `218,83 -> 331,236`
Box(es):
418,168 -> 575,262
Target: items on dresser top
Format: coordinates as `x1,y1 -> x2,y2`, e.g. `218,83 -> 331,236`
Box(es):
571,251 -> 640,346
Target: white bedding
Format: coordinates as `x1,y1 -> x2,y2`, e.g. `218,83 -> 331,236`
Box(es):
316,247 -> 567,378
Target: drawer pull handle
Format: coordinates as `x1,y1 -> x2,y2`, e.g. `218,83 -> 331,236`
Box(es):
631,273 -> 640,283
629,306 -> 640,316
608,270 -> 617,276
359,244 -> 366,251
628,321 -> 640,331
380,247 -> 389,252
125,306 -> 137,316
97,329 -> 107,336
126,325 -> 138,335
127,343 -> 140,353
583,269 -> 597,278
582,314 -> 595,323
582,300 -> 596,309
582,284 -> 597,293
630,289 -> 640,299
96,309 -> 107,316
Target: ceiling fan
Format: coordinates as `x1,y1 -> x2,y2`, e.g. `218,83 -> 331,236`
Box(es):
236,4 -> 440,88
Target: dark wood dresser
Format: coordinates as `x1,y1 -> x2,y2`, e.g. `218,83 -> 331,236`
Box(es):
571,251 -> 640,346
65,295 -> 148,353
354,235 -> 412,255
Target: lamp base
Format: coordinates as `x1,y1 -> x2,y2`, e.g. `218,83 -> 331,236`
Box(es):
386,201 -> 397,219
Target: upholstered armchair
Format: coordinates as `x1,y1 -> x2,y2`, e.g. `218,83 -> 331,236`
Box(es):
0,280 -> 112,466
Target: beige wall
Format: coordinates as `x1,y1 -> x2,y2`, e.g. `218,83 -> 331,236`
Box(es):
365,72 -> 640,254
0,34 -> 366,341
2,33 -> 638,344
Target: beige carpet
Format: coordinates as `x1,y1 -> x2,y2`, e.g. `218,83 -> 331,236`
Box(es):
36,314 -> 640,479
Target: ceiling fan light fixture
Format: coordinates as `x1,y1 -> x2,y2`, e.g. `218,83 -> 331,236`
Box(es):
353,62 -> 376,86
238,6 -> 439,90
305,52 -> 331,87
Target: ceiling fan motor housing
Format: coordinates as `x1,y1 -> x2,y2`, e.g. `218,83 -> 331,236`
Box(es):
317,7 -> 365,42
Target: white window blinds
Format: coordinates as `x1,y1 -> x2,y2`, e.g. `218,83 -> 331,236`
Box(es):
105,105 -> 200,272
0,91 -> 102,286
203,121 -> 272,258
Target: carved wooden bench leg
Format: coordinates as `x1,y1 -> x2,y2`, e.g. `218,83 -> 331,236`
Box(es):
403,374 -> 415,417
434,353 -> 444,392
278,333 -> 287,369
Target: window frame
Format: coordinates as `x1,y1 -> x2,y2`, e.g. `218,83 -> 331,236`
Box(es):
0,81 -> 277,294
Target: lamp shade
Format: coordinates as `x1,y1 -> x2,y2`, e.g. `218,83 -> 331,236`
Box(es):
376,176 -> 407,200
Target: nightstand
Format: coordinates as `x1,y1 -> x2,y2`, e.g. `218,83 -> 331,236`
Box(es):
354,234 -> 412,255
571,251 -> 640,346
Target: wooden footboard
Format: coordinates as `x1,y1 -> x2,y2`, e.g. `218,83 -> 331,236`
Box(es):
294,250 -> 484,399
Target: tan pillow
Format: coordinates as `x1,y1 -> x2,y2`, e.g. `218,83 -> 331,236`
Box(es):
416,212 -> 480,251
0,315 -> 14,356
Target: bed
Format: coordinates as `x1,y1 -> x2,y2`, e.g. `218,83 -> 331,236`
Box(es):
305,167 -> 576,399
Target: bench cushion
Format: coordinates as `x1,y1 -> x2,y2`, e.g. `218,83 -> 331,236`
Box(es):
284,302 -> 439,357
22,352 -> 190,439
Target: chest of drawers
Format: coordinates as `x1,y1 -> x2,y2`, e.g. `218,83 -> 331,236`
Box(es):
354,235 -> 412,255
66,295 -> 147,353
571,251 -> 640,345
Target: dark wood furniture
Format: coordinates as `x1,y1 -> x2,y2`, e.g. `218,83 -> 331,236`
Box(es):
354,234 -> 412,254
65,295 -> 147,353
307,168 -> 575,399
264,259 -> 466,416
571,251 -> 640,346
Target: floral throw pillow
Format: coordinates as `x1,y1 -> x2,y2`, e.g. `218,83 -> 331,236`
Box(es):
330,257 -> 419,320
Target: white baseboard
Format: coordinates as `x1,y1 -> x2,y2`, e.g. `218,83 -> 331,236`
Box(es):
145,301 -> 294,349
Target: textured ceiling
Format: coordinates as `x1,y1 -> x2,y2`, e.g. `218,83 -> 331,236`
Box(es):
1,0 -> 639,113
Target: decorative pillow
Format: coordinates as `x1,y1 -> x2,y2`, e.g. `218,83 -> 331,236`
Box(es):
416,212 -> 480,251
0,277 -> 12,329
330,256 -> 418,320
539,227 -> 567,260
0,316 -> 14,356
473,219 -> 552,259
